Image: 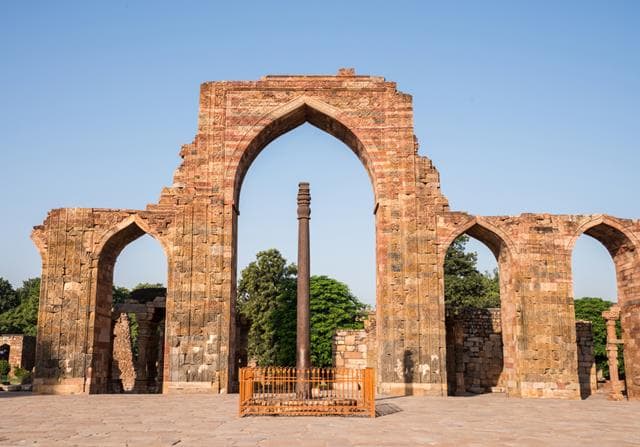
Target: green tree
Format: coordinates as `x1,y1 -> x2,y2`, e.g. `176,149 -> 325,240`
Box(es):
0,278 -> 40,335
237,249 -> 297,366
574,296 -> 623,378
310,275 -> 368,367
444,235 -> 500,310
237,251 -> 368,367
0,359 -> 10,383
132,283 -> 164,291
0,278 -> 17,314
113,286 -> 130,305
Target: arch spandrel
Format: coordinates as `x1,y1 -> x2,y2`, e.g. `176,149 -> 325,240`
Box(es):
223,96 -> 380,207
565,214 -> 640,255
93,213 -> 172,263
437,213 -> 518,264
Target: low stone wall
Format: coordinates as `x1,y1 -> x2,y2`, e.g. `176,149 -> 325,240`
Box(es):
0,334 -> 36,374
334,329 -> 368,369
446,308 -> 504,394
333,310 -> 597,398
333,313 -> 376,370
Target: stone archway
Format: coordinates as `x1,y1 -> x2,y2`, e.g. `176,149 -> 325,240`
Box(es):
223,98 -> 381,387
568,216 -> 640,399
196,73 -> 451,396
439,218 -> 520,397
91,217 -> 170,393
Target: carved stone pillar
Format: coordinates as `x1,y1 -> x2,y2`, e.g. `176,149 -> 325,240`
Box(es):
602,305 -> 624,401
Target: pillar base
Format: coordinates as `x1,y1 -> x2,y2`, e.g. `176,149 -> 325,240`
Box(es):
162,381 -> 223,394
33,378 -> 87,394
378,382 -> 446,397
519,381 -> 580,399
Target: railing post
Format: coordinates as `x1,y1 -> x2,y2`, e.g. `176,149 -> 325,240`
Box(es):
238,368 -> 243,417
364,367 -> 375,418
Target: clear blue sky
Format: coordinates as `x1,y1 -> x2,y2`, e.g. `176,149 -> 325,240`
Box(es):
1,1 -> 638,305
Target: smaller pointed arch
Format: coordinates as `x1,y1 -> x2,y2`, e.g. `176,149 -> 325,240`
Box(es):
95,214 -> 169,264
567,214 -> 639,258
569,214 -> 640,399
440,216 -> 520,396
90,213 -> 169,394
440,216 -> 516,263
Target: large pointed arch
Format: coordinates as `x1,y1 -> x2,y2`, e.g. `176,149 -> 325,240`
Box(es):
223,96 -> 379,390
225,96 -> 378,208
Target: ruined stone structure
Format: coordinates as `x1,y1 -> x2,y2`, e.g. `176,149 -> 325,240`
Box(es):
109,291 -> 166,393
110,314 -> 136,391
0,334 -> 36,374
31,69 -> 640,399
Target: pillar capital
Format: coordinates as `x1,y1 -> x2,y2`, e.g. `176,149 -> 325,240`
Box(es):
297,182 -> 310,220
602,304 -> 621,321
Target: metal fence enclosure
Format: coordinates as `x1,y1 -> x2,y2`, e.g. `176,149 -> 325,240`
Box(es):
239,367 -> 375,417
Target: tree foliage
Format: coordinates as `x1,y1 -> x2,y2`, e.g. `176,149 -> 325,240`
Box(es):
237,249 -> 298,366
444,235 -> 500,310
113,286 -> 130,305
237,250 -> 367,367
574,296 -> 623,378
310,275 -> 367,367
0,278 -> 40,336
0,278 -> 18,314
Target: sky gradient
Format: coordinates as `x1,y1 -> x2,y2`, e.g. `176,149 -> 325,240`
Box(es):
1,1 -> 638,305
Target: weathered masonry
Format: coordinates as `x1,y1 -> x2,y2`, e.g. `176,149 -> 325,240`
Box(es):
31,69 -> 640,399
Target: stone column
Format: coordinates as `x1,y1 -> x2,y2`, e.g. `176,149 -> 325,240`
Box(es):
453,319 -> 466,396
296,182 -> 311,397
156,319 -> 165,393
133,314 -> 153,393
602,305 -> 624,401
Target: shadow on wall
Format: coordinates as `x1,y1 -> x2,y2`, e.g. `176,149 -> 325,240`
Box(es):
403,349 -> 415,396
576,320 -> 597,400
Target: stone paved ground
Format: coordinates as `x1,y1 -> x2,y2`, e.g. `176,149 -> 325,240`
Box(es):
0,392 -> 638,446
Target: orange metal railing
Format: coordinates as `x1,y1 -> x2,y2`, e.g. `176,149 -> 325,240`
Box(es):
239,367 -> 375,417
